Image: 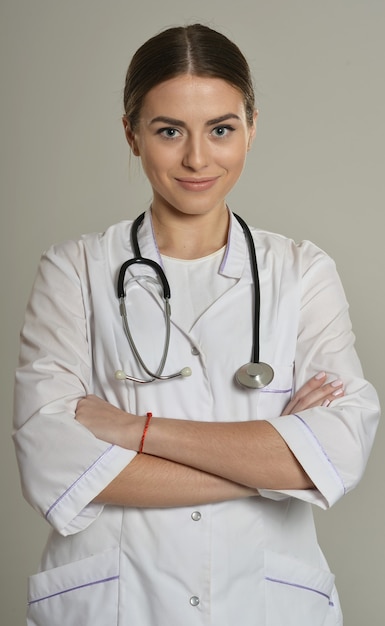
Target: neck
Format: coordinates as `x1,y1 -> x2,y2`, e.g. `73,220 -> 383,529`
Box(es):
151,206 -> 230,260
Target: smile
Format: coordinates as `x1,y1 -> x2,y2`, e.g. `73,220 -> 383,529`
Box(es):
175,177 -> 219,192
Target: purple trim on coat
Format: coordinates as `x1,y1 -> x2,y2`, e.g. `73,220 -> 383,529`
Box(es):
265,576 -> 334,606
294,413 -> 346,495
219,208 -> 232,272
28,575 -> 119,605
45,445 -> 116,520
261,387 -> 292,394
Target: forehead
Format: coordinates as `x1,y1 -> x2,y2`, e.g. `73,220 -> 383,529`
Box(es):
140,74 -> 247,121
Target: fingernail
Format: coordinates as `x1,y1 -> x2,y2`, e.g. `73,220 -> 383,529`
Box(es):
332,388 -> 344,397
322,399 -> 331,407
331,379 -> 343,387
315,371 -> 326,380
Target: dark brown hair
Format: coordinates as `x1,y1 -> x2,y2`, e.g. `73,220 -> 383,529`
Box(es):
124,24 -> 255,130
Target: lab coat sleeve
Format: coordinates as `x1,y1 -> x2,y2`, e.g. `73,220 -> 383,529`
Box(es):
260,241 -> 380,509
13,241 -> 136,536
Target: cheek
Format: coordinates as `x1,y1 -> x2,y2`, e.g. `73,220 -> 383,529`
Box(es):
217,139 -> 248,166
139,142 -> 174,176
223,151 -> 248,177
139,155 -> 172,194
137,152 -> 162,182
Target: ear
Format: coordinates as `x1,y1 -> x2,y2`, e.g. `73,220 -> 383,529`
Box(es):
247,109 -> 258,151
122,116 -> 140,156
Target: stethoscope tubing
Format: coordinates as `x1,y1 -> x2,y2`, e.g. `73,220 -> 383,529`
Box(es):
116,211 -> 274,388
117,257 -> 170,300
232,213 -> 261,365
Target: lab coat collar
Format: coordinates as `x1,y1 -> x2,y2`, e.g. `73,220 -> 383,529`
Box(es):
219,210 -> 249,279
134,209 -> 249,280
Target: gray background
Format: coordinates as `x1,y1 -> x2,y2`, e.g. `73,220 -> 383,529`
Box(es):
1,1 -> 383,624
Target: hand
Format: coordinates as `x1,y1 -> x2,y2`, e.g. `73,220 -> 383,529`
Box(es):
281,372 -> 344,416
75,395 -> 144,449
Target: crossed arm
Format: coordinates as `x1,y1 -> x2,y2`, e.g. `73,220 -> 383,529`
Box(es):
75,373 -> 344,508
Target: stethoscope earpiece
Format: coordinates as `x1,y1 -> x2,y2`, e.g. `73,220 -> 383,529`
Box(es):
115,367 -> 192,383
235,362 -> 274,390
115,370 -> 127,380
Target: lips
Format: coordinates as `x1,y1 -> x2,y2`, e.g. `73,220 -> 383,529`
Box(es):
175,177 -> 219,191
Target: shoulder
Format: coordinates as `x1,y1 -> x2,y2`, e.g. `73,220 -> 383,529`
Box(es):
40,220 -> 134,272
248,225 -> 336,274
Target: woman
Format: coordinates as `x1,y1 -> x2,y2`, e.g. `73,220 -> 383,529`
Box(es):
13,24 -> 379,626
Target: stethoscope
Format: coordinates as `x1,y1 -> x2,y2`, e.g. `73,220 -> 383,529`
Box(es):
115,212 -> 274,389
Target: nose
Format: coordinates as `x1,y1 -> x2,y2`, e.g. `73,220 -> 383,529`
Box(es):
182,135 -> 209,171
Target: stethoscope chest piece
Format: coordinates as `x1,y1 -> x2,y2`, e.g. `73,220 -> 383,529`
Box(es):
235,362 -> 274,389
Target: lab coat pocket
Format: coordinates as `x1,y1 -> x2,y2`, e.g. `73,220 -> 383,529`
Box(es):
265,550 -> 339,626
27,547 -> 120,626
258,365 -> 293,419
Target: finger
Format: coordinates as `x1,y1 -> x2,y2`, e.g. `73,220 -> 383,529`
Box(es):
282,372 -> 327,414
289,371 -> 327,403
294,385 -> 344,412
319,381 -> 345,408
282,377 -> 344,415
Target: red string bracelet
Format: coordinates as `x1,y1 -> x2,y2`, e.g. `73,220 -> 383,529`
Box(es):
139,412 -> 152,454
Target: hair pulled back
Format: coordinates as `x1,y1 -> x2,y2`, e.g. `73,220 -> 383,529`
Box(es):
124,24 -> 255,130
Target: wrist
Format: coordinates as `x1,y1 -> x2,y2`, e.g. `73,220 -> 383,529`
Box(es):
139,413 -> 153,453
119,412 -> 146,451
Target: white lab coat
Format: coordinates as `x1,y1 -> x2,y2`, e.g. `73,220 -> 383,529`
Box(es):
13,210 -> 380,626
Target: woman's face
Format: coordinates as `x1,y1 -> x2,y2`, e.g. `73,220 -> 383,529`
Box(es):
124,74 -> 257,220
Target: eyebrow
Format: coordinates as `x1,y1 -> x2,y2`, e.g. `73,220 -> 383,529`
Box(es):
149,113 -> 242,127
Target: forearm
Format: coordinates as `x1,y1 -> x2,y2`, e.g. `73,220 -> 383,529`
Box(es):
76,389 -> 338,496
94,452 -> 258,507
141,418 -> 312,491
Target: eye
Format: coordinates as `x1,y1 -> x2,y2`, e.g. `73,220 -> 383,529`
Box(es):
157,127 -> 181,139
211,125 -> 235,138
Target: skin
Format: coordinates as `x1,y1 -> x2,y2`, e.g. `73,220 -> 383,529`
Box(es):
123,74 -> 257,259
76,75 -> 345,506
76,373 -> 344,506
